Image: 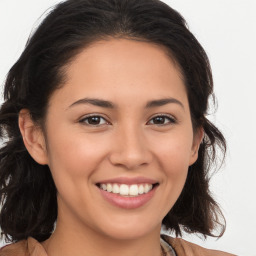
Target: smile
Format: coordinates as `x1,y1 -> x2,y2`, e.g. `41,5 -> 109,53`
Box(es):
96,177 -> 159,209
98,183 -> 154,197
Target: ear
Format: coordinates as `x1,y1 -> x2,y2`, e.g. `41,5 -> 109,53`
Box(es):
189,126 -> 204,166
19,109 -> 48,165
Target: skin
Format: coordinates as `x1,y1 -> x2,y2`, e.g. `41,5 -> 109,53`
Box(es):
19,39 -> 203,256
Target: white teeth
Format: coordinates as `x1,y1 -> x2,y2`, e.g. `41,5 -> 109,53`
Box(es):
107,183 -> 112,192
144,184 -> 150,193
120,184 -> 129,196
112,184 -> 120,194
144,184 -> 152,193
129,184 -> 139,196
100,184 -> 107,191
99,183 -> 154,196
138,184 -> 144,194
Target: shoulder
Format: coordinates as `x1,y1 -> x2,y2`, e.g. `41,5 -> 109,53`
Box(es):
162,235 -> 237,256
0,237 -> 47,256
0,239 -> 29,256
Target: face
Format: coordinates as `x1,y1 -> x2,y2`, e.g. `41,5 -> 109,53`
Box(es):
33,39 -> 202,240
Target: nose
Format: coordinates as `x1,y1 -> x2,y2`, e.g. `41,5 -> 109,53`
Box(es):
109,125 -> 152,170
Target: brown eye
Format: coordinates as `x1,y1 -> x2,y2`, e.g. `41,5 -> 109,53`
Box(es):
80,116 -> 108,126
152,116 -> 166,125
147,115 -> 176,125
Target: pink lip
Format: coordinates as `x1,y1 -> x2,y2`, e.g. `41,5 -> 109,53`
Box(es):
97,185 -> 158,210
96,176 -> 158,185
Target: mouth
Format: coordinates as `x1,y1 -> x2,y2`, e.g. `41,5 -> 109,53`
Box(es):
96,177 -> 159,209
96,183 -> 159,197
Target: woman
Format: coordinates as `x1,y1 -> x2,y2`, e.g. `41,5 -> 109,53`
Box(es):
0,0 -> 235,255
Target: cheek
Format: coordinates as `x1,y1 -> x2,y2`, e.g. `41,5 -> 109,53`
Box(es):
45,129 -> 110,189
162,141 -> 192,198
151,130 -> 194,173
152,130 -> 193,197
149,135 -> 192,215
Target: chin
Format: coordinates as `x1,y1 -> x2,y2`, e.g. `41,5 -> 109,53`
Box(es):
94,215 -> 162,241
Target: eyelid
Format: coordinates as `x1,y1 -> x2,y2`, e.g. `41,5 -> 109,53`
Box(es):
78,113 -> 111,125
146,113 -> 177,125
77,113 -> 177,126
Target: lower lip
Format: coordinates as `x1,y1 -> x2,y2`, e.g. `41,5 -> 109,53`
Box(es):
98,186 -> 157,209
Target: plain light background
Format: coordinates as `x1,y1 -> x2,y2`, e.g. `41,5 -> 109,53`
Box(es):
0,1 -> 256,255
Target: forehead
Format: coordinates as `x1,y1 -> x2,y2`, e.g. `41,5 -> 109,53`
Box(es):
66,38 -> 183,81
49,38 -> 188,109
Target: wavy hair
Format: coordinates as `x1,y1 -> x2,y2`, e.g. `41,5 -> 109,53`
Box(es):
0,0 -> 226,242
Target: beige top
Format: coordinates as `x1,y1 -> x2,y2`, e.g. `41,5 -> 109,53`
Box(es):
0,236 -> 236,256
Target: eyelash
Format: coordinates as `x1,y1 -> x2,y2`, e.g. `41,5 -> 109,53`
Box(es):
79,114 -> 176,127
147,114 -> 176,126
79,115 -> 109,126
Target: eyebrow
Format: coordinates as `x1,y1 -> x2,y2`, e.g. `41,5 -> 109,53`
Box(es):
145,98 -> 184,109
68,97 -> 184,109
68,98 -> 115,109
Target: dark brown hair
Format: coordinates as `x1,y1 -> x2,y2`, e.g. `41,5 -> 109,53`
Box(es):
0,0 -> 226,243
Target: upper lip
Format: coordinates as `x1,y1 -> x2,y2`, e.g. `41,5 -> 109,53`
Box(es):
96,176 -> 158,185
